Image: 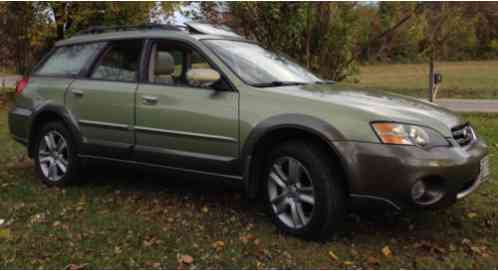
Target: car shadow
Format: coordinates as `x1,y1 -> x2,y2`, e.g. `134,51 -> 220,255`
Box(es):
76,161 -> 469,241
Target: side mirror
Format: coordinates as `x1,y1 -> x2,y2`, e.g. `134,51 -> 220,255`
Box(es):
186,68 -> 221,87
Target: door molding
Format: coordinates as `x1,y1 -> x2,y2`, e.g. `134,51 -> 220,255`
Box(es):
134,126 -> 238,143
79,119 -> 130,130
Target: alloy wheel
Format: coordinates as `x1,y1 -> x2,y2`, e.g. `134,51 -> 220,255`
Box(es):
267,156 -> 315,229
38,130 -> 69,182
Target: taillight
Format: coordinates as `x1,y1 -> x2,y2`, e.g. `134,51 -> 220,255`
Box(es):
15,77 -> 30,96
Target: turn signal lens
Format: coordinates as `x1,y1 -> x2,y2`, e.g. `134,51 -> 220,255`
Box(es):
372,122 -> 433,147
372,123 -> 413,145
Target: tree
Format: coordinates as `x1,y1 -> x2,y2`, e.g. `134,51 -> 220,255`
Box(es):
193,2 -> 420,81
47,2 -> 161,40
417,3 -> 468,100
0,2 -> 181,74
0,2 -> 48,74
208,2 -> 360,81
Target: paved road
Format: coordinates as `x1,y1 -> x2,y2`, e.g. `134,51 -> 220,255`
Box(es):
1,75 -> 497,113
436,99 -> 498,113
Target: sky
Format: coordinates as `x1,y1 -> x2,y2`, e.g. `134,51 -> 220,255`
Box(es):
156,2 -> 199,25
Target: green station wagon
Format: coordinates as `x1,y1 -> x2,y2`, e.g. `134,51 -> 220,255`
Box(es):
9,23 -> 489,240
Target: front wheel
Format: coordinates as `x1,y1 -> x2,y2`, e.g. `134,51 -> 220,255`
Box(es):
33,122 -> 80,186
264,140 -> 346,240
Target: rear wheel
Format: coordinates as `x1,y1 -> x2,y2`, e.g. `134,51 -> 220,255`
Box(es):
264,140 -> 346,240
34,122 -> 80,186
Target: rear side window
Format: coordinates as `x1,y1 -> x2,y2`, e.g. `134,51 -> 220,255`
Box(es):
90,40 -> 143,82
36,43 -> 104,76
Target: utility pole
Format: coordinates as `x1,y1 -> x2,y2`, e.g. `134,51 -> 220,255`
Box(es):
428,50 -> 434,102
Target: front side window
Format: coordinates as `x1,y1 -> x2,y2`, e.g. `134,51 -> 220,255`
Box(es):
203,40 -> 321,86
91,40 -> 143,82
36,43 -> 104,76
147,40 -> 218,88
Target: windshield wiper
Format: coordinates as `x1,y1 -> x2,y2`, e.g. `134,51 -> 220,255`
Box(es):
251,81 -> 308,88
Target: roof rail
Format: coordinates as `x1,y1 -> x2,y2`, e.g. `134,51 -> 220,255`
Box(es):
75,23 -> 187,36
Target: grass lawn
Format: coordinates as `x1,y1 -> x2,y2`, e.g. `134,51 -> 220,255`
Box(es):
342,60 -> 498,99
0,105 -> 497,269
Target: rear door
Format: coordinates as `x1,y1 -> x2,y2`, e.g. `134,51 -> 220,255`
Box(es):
134,39 -> 239,175
66,39 -> 144,159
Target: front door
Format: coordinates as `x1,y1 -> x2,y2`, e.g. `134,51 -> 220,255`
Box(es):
134,39 -> 239,175
66,39 -> 144,159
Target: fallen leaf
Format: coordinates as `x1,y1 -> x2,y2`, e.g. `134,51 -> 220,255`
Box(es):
178,254 -> 194,264
30,213 -> 47,224
64,263 -> 88,270
212,240 -> 225,251
470,246 -> 482,254
462,238 -> 472,246
382,246 -> 392,257
469,245 -> 489,257
240,233 -> 255,244
343,261 -> 354,267
328,251 -> 339,261
201,207 -> 209,213
350,248 -> 358,256
367,256 -> 380,265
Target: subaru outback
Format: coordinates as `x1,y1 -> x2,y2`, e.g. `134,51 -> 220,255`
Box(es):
8,23 -> 489,240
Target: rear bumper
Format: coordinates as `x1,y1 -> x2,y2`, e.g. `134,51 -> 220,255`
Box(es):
335,139 -> 489,211
8,106 -> 32,146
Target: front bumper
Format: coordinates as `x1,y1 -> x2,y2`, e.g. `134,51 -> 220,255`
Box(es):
335,138 -> 489,211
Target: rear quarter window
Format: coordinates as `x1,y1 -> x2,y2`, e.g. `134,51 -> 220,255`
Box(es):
35,42 -> 105,76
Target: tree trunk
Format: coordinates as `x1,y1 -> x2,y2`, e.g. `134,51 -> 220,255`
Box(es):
305,3 -> 312,69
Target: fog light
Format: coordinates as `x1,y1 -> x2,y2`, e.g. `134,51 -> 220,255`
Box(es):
411,181 -> 426,201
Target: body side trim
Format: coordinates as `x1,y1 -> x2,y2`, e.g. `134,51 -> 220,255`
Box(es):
135,126 -> 238,143
78,154 -> 243,180
79,119 -> 130,130
134,144 -> 236,162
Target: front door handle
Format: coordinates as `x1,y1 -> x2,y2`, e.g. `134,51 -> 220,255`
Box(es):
142,96 -> 158,105
71,89 -> 84,97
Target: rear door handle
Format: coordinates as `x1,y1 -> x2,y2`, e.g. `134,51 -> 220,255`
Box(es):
71,89 -> 84,97
142,96 -> 158,105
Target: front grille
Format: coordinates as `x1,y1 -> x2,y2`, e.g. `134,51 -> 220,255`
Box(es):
452,123 -> 475,147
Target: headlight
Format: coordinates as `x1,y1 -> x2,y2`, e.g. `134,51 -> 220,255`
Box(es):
372,122 -> 449,148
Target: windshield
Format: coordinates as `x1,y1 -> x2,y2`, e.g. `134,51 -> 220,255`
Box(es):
203,40 -> 322,86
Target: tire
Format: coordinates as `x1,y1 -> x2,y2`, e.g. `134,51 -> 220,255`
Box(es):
33,121 -> 80,186
263,140 -> 346,240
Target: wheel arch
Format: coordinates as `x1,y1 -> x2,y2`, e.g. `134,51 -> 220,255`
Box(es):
241,114 -> 350,199
28,104 -> 82,157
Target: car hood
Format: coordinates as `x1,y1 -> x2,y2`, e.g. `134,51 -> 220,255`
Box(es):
265,83 -> 464,137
